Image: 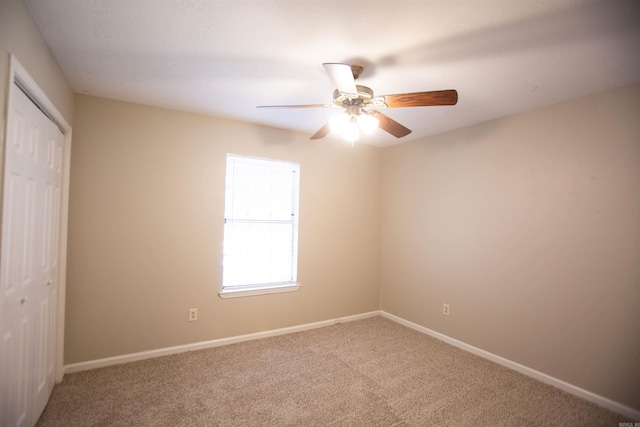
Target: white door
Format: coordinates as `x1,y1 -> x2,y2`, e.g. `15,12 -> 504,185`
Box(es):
0,83 -> 63,426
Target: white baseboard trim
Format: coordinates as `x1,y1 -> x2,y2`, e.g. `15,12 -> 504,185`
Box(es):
380,311 -> 640,420
63,309 -> 638,420
63,311 -> 380,375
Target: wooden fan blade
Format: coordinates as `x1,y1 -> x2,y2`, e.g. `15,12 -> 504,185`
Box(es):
370,110 -> 412,138
310,122 -> 332,140
323,63 -> 358,95
257,103 -> 331,109
381,90 -> 458,108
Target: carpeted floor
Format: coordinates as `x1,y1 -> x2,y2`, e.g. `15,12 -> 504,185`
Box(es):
37,316 -> 629,426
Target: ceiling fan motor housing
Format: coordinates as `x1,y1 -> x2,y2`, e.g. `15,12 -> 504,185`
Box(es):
333,85 -> 374,106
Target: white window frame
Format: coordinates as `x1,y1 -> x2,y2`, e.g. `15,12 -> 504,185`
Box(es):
219,154 -> 301,298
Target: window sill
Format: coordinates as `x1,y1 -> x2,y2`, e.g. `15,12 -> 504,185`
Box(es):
218,283 -> 301,299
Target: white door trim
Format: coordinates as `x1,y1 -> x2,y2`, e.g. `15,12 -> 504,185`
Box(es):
5,54 -> 72,383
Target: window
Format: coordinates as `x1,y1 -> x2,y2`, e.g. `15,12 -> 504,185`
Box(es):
220,154 -> 300,298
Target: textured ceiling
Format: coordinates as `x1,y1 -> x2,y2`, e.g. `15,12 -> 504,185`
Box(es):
23,0 -> 640,147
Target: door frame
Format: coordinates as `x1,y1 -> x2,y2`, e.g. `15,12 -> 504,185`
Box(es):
3,54 -> 72,383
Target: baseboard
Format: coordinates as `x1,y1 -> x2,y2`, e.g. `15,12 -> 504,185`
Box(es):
63,310 -> 380,375
63,309 -> 638,419
380,311 -> 640,420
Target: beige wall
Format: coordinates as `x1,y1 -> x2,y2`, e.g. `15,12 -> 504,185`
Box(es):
381,83 -> 640,410
65,94 -> 382,363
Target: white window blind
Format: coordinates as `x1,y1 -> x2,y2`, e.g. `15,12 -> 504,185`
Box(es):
222,154 -> 300,292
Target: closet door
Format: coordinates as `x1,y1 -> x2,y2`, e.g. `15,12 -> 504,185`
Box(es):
0,83 -> 63,427
30,87 -> 63,422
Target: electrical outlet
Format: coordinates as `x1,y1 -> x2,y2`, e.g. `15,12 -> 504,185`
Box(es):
443,304 -> 450,316
188,308 -> 198,322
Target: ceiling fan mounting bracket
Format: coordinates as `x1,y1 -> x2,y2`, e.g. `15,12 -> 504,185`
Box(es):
350,65 -> 364,80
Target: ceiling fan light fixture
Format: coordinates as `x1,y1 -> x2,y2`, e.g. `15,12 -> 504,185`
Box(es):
343,119 -> 359,142
330,109 -> 378,142
329,112 -> 349,133
357,112 -> 379,135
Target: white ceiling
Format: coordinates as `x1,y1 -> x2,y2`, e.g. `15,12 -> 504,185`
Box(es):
23,0 -> 640,147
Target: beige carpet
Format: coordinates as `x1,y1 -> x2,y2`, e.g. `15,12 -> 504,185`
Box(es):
37,316 -> 629,426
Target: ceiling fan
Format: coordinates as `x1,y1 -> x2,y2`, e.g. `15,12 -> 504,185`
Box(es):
257,63 -> 458,142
